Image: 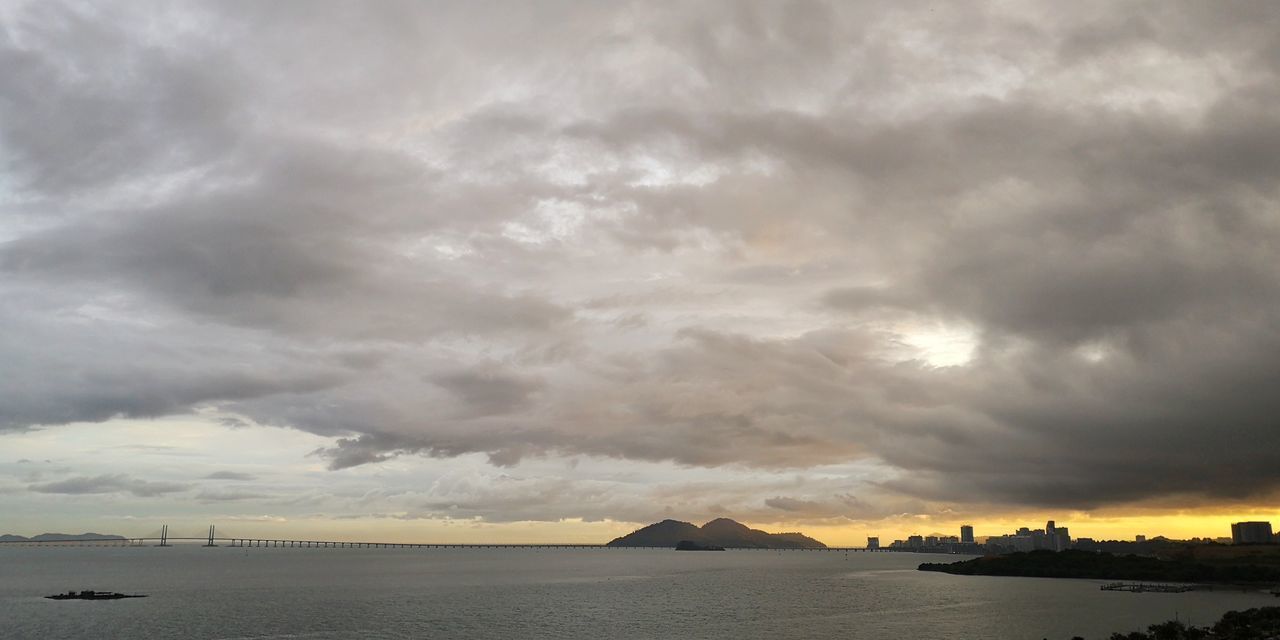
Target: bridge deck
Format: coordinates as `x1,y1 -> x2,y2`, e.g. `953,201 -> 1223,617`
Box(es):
0,537 -> 893,551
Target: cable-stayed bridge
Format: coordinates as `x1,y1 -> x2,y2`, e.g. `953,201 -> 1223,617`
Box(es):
0,525 -> 892,551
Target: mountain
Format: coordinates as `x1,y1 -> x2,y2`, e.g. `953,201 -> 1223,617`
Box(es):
0,533 -> 126,542
606,518 -> 826,549
33,532 -> 126,541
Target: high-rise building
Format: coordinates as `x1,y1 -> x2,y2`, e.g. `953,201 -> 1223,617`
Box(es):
1231,522 -> 1274,544
867,536 -> 880,549
960,525 -> 974,544
1135,534 -> 1147,543
1054,527 -> 1071,551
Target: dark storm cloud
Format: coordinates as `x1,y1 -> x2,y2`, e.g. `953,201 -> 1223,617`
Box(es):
2,0 -> 1280,520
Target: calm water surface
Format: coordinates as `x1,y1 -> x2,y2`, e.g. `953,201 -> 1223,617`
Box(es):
1,546 -> 1273,639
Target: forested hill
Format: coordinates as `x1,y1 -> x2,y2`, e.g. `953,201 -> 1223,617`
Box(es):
606,518 -> 826,549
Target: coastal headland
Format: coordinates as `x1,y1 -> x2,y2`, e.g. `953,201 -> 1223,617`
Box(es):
919,549 -> 1280,586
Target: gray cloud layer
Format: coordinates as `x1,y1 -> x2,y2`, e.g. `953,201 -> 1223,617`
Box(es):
28,474 -> 191,497
3,1 -> 1279,519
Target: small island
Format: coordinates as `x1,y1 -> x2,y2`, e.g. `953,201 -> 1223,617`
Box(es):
46,590 -> 147,600
675,540 -> 725,551
606,518 -> 826,549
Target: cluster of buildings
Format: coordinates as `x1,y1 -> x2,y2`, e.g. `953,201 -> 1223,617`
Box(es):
868,519 -> 1278,553
985,520 -> 1072,552
875,520 -> 1069,554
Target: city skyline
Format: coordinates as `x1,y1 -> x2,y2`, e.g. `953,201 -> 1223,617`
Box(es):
2,513 -> 1271,549
3,2 -> 1280,547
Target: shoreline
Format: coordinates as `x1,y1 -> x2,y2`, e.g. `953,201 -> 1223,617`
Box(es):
919,550 -> 1280,591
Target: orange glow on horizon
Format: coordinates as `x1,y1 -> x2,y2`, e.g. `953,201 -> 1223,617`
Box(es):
764,511 -> 1279,548
135,511 -> 1280,548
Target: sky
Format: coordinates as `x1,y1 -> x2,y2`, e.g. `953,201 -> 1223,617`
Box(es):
1,1 -> 1279,547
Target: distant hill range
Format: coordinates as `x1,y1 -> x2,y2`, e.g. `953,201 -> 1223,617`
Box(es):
606,518 -> 826,549
0,533 -> 126,542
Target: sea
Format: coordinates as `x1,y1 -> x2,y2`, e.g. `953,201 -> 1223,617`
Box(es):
1,546 -> 1275,639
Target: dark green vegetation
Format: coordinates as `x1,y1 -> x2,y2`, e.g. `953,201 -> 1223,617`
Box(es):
606,518 -> 826,549
1162,544 -> 1280,572
0,532 -> 125,542
920,550 -> 1280,584
1068,607 -> 1280,639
